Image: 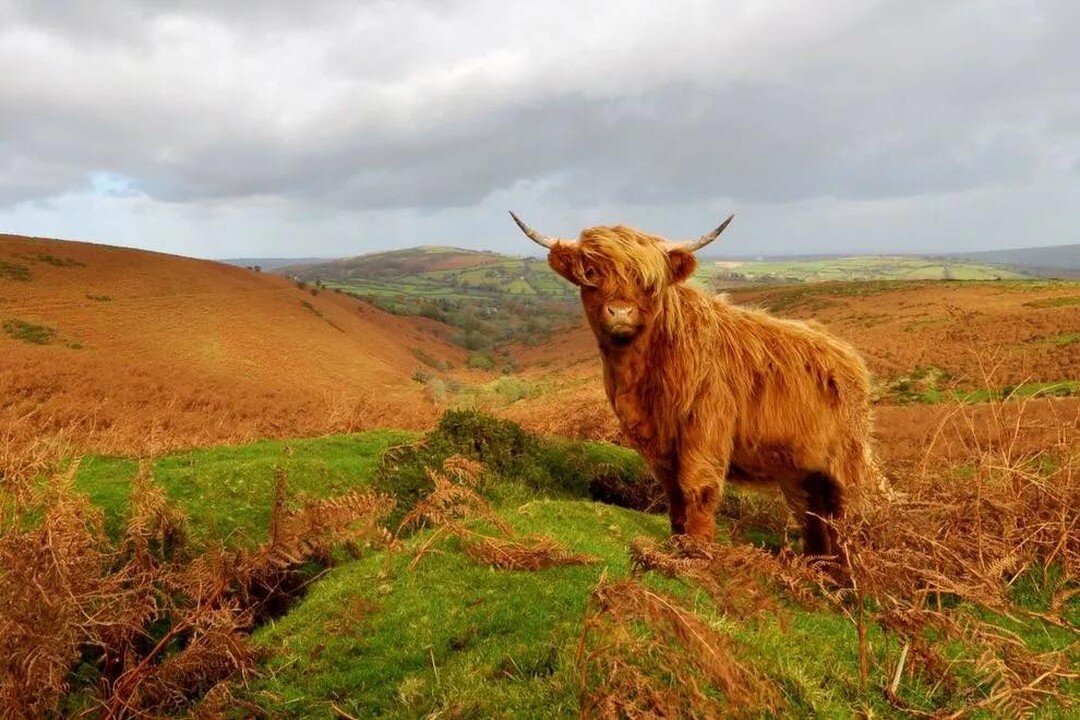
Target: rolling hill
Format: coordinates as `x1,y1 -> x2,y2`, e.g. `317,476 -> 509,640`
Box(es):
282,245 -> 576,301
941,243 -> 1080,278
0,234 -> 468,454
280,246 -> 1052,303
703,255 -> 1034,283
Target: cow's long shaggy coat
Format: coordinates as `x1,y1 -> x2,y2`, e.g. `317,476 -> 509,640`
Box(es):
545,224 -> 881,555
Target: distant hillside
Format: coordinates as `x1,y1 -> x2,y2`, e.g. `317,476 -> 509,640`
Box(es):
220,257 -> 335,270
283,245 -> 576,301
702,255 -> 1034,284
283,246 -> 502,281
287,246 -> 1055,300
939,244 -> 1080,278
0,234 -> 464,453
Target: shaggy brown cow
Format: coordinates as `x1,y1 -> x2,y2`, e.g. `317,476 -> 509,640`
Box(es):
511,212 -> 880,557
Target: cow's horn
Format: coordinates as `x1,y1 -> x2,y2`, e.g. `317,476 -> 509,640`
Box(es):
509,211 -> 564,249
676,214 -> 735,253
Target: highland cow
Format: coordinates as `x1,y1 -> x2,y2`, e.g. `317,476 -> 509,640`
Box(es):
511,212 -> 880,557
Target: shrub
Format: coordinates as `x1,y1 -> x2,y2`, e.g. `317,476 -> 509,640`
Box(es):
411,347 -> 449,371
466,352 -> 495,370
0,260 -> 32,281
2,318 -> 56,345
372,410 -> 647,525
491,376 -> 535,403
427,378 -> 449,404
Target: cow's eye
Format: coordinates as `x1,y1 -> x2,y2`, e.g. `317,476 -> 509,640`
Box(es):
581,266 -> 597,283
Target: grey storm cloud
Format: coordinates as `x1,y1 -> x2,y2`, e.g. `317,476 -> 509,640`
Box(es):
0,0 -> 1078,256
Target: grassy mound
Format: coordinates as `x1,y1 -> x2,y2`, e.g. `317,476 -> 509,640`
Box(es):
256,500 -> 670,718
372,409 -> 650,526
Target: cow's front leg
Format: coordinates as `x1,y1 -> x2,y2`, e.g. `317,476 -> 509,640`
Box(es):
677,429 -> 731,540
649,460 -> 686,534
682,469 -> 722,539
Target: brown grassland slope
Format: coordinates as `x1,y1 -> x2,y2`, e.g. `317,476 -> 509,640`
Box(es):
0,234 -> 464,454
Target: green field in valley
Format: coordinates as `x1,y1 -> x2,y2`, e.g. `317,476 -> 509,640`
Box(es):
286,247 -> 1039,309
703,255 -> 1033,284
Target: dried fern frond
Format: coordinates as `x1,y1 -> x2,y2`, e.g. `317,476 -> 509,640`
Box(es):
630,535 -> 829,619
459,530 -> 597,571
577,577 -> 785,719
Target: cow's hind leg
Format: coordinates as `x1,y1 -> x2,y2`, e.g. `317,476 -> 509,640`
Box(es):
800,471 -> 843,558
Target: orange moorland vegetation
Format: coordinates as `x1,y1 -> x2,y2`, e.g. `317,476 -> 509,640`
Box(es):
2,234 -> 1076,468
503,280 -> 1079,466
0,234 -> 465,454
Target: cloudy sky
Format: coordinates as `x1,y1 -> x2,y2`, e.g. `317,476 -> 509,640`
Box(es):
1,0 -> 1077,259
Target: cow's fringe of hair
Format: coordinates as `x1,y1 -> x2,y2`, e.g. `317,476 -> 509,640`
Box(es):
577,225 -> 674,294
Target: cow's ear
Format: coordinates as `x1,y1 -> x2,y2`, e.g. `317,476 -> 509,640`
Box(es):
548,244 -> 581,285
666,248 -> 697,283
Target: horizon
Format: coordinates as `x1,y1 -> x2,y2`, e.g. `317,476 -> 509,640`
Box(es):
2,2 -> 1079,258
212,240 -> 1080,265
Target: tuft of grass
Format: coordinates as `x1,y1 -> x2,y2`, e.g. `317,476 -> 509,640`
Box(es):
2,318 -> 56,345
0,260 -> 32,281
1022,296 -> 1080,308
300,299 -> 343,331
1033,332 -> 1079,347
410,347 -> 449,371
16,252 -> 85,268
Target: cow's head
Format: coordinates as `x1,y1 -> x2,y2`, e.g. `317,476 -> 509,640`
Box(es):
510,212 -> 733,347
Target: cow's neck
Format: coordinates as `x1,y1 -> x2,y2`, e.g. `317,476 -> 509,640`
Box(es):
597,288 -> 683,382
596,301 -> 678,453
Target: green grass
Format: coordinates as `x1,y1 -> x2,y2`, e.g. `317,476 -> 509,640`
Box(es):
1023,296 -> 1080,308
702,256 -> 1031,284
75,430 -> 417,544
2,318 -> 56,345
1036,332 -> 1080,346
450,376 -> 547,407
883,368 -> 1080,405
64,416 -> 1076,718
253,496 -> 1076,718
255,501 -> 671,719
955,380 -> 1080,403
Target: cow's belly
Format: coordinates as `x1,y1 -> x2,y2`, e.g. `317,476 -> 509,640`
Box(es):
729,444 -> 807,486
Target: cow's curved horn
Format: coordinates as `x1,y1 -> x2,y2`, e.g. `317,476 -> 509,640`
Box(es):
673,214 -> 735,253
509,211 -> 564,249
